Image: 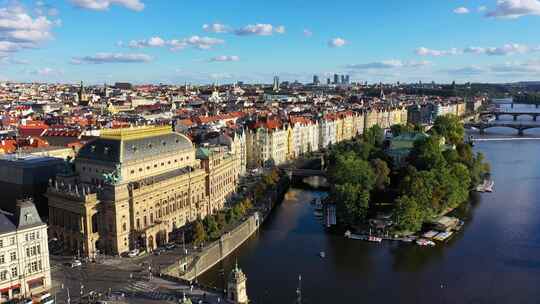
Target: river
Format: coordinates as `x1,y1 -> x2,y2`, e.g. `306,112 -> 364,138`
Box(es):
199,103 -> 540,304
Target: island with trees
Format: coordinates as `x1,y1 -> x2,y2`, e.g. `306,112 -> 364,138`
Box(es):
326,114 -> 490,236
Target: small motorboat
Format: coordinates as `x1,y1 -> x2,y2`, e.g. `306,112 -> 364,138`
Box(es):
416,238 -> 435,247
368,236 -> 382,243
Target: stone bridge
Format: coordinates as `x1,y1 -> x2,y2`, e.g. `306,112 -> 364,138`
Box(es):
282,168 -> 327,178
479,111 -> 540,121
465,122 -> 540,136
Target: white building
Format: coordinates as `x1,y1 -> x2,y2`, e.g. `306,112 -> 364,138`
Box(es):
0,199 -> 51,302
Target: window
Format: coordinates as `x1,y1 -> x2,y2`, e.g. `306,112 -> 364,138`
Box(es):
0,255 -> 4,264
0,239 -> 3,248
122,223 -> 127,232
0,271 -> 6,281
11,267 -> 17,278
10,252 -> 16,261
9,237 -> 14,245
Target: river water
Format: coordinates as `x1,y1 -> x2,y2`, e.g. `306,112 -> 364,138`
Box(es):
199,104 -> 540,304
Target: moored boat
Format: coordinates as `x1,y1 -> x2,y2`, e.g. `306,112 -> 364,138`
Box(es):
416,238 -> 436,247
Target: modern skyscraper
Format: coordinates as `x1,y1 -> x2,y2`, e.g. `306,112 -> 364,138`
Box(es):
273,76 -> 280,91
327,78 -> 331,85
333,74 -> 339,85
344,75 -> 350,84
340,75 -> 345,84
313,75 -> 320,85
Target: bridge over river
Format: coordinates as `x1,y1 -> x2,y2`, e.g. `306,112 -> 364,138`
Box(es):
465,122 -> 540,136
479,111 -> 540,121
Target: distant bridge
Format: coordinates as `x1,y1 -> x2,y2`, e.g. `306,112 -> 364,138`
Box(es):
465,122 -> 540,136
282,168 -> 326,178
479,111 -> 540,121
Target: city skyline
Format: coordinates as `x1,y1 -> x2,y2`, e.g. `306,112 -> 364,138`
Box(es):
2,0 -> 540,84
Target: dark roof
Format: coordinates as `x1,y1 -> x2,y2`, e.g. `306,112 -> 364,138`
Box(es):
0,212 -> 16,234
77,132 -> 193,164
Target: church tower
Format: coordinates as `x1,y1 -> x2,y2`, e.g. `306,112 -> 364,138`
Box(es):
227,262 -> 249,304
79,81 -> 89,105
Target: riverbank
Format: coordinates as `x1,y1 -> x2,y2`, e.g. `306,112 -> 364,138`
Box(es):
160,173 -> 290,283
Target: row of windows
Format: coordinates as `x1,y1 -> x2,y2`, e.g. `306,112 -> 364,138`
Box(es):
0,267 -> 17,281
0,252 -> 16,264
129,156 -> 190,175
26,245 -> 41,258
25,231 -> 40,242
0,237 -> 15,248
28,260 -> 42,274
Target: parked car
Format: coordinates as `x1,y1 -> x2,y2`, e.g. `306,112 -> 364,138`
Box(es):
127,249 -> 140,257
70,259 -> 82,268
165,243 -> 176,250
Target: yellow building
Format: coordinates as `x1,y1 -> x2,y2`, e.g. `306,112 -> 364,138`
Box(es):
46,126 -> 237,258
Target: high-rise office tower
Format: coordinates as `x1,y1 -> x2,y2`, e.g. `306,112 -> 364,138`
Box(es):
313,75 -> 320,85
273,76 -> 280,91
333,74 -> 339,85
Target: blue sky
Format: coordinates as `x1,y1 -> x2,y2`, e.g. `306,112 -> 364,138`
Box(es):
2,0 -> 540,84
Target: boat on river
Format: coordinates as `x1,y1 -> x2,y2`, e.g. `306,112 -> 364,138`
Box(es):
314,197 -> 323,211
344,231 -> 382,243
476,179 -> 494,192
416,238 -> 436,247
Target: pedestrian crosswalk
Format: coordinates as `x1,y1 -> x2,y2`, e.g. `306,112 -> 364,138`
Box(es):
123,280 -> 157,293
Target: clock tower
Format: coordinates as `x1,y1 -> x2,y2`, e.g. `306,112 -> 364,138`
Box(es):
227,261 -> 249,304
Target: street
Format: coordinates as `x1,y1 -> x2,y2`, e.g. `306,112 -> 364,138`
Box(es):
50,252 -> 224,304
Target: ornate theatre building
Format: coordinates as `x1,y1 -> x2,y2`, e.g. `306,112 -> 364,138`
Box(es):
46,126 -> 238,258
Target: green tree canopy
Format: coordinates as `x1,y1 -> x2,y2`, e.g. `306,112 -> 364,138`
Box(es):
334,183 -> 370,226
363,125 -> 385,147
432,114 -> 464,145
371,158 -> 391,191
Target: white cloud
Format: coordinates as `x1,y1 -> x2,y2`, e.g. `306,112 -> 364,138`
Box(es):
418,43 -> 539,57
478,6 -> 488,12
234,24 -> 285,36
32,67 -> 63,76
71,52 -> 153,64
328,37 -> 347,48
69,0 -> 144,11
415,47 -> 461,56
0,56 -> 29,64
346,60 -> 431,70
464,43 -> 530,55
124,36 -> 224,51
453,7 -> 470,14
0,2 -> 59,55
209,55 -> 240,62
445,66 -> 486,75
486,0 -> 540,19
202,23 -> 230,33
303,29 -> 313,37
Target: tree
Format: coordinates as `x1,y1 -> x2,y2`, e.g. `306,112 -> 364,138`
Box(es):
371,158 -> 390,191
216,212 -> 227,230
328,151 -> 375,190
432,114 -> 464,145
409,136 -> 446,171
203,216 -> 220,239
193,220 -> 206,246
363,125 -> 385,147
334,183 -> 370,226
394,195 -> 423,233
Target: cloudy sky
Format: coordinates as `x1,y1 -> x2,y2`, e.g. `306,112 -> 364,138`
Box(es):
2,0 -> 540,84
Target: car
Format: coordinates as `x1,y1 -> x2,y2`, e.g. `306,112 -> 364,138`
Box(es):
70,259 -> 82,268
165,243 -> 176,250
127,249 -> 140,257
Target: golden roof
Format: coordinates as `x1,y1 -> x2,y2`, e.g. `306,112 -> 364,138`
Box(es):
100,126 -> 172,141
